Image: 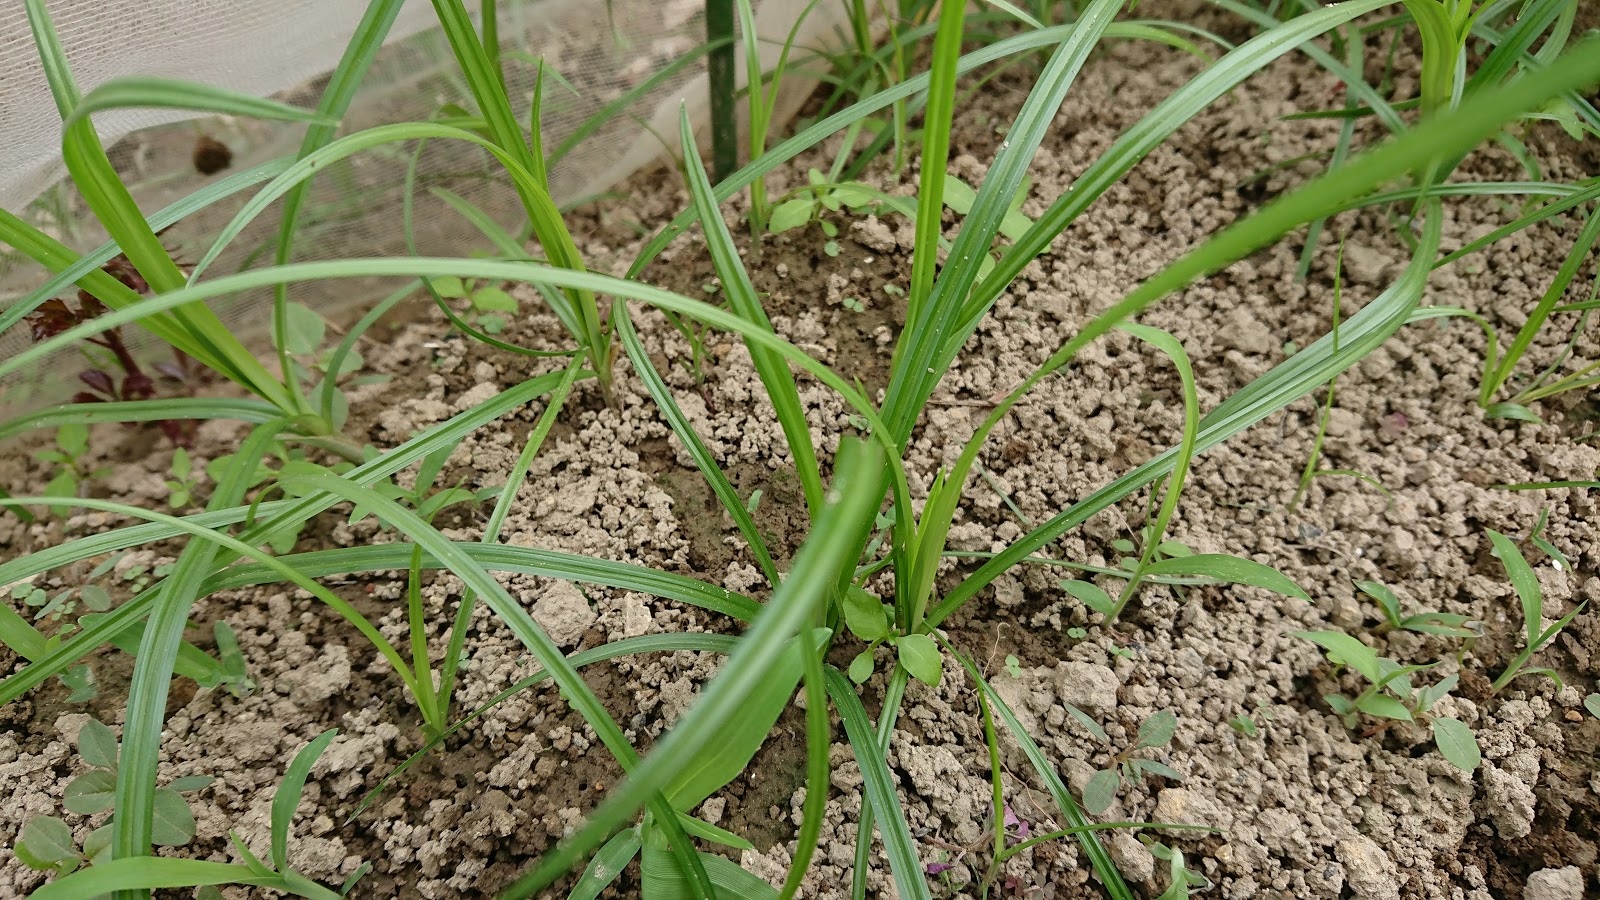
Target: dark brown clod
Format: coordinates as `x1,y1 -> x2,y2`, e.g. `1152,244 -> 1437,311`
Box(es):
192,135 -> 233,175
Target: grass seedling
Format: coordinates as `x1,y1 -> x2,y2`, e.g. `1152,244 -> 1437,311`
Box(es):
4,3 -> 1599,899
1355,579 -> 1478,638
1486,529 -> 1585,694
1297,631 -> 1482,770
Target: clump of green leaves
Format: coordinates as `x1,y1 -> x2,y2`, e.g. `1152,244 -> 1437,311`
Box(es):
767,169 -> 885,236
1355,579 -> 1477,638
1486,529 -> 1585,694
428,275 -> 519,334
348,444 -> 494,528
1227,698 -> 1273,738
14,717 -> 212,876
33,424 -> 108,511
844,585 -> 943,687
1297,631 -> 1481,770
164,447 -> 200,509
1068,708 -> 1182,814
10,580 -> 111,626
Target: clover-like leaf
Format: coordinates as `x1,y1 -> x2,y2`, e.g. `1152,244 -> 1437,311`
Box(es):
18,816 -> 78,865
152,787 -> 197,846
63,768 -> 117,815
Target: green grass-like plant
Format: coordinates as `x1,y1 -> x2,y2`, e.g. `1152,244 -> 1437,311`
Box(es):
3,1 -> 1599,898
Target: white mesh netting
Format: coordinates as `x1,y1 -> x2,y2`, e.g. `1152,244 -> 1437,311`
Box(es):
0,0 -> 844,412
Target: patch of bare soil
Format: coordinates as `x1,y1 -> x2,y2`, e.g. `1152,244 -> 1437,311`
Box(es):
3,8 -> 1598,900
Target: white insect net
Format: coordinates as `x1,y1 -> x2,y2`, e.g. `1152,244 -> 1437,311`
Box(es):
0,0 -> 842,411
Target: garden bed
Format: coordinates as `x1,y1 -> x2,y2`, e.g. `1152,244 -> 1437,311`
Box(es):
3,9 -> 1599,900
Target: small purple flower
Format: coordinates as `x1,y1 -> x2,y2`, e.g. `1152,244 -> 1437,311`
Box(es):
1003,805 -> 1031,839
926,862 -> 954,876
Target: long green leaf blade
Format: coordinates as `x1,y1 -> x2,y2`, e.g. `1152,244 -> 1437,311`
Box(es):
501,437 -> 885,898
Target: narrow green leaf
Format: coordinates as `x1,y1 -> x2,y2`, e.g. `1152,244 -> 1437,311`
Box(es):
615,306 -> 779,586
1354,580 -> 1403,625
471,439 -> 883,899
1487,530 -> 1542,647
662,632 -> 817,812
678,109 -> 823,518
1134,760 -> 1183,781
1083,769 -> 1120,814
639,845 -> 777,900
1063,704 -> 1109,743
895,633 -> 942,686
1142,554 -> 1309,601
26,858 -> 314,900
824,669 -> 934,900
569,829 -> 642,900
1431,717 -> 1481,770
1061,579 -> 1115,615
0,371 -> 568,704
1485,402 -> 1542,422
64,77 -> 331,130
272,729 -> 338,872
1296,631 -> 1383,684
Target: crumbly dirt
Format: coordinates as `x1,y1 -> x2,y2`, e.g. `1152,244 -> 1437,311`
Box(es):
3,8 -> 1599,900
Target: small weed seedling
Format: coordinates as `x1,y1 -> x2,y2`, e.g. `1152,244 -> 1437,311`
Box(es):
13,717 -> 212,876
1067,708 -> 1182,815
428,275 -> 519,334
1145,840 -> 1212,900
165,447 -> 201,509
1355,579 -> 1477,638
33,424 -> 108,513
1227,698 -> 1274,738
1486,529 -> 1585,694
1004,654 -> 1023,679
843,586 -> 943,688
766,168 -> 886,238
11,580 -> 111,626
1297,631 -> 1481,770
